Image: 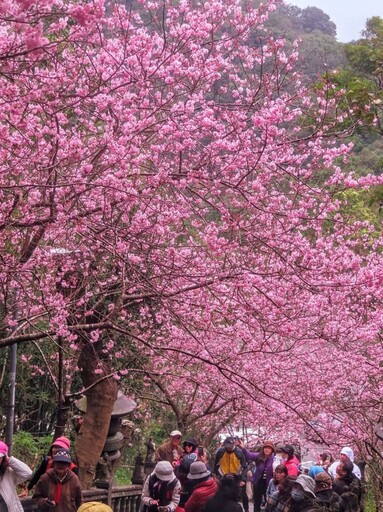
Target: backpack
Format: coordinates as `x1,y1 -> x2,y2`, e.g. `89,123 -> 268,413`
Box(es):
179,453 -> 198,474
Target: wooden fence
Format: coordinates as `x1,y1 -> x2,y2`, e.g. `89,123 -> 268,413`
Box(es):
21,485 -> 143,512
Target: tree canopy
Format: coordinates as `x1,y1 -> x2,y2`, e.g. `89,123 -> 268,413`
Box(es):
1,0 -> 383,490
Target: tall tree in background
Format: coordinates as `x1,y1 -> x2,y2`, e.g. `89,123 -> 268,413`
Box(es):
335,17 -> 383,135
1,0 -> 383,488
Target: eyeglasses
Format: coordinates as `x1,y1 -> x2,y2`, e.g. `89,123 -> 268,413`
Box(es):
184,443 -> 194,448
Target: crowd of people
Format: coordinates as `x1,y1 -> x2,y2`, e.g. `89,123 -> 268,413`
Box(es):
0,432 -> 364,512
142,431 -> 364,512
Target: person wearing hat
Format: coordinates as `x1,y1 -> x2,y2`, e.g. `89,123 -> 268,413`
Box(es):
290,474 -> 317,512
280,445 -> 300,477
77,503 -> 112,512
175,438 -> 199,507
238,439 -> 275,512
177,438 -> 199,475
23,436 -> 78,496
155,431 -> 184,466
308,465 -> 325,480
183,461 -> 217,512
141,460 -> 181,512
0,440 -> 32,512
213,437 -> 248,512
314,472 -> 345,512
328,447 -> 361,481
33,449 -> 82,512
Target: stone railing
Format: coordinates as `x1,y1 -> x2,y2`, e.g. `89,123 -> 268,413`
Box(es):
21,485 -> 142,512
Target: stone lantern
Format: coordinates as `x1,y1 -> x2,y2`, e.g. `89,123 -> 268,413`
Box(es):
75,391 -> 137,488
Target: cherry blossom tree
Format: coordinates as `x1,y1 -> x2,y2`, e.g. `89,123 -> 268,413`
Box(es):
1,0 -> 383,489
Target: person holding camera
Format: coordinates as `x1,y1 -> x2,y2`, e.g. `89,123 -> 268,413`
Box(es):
141,461 -> 181,512
33,449 -> 82,512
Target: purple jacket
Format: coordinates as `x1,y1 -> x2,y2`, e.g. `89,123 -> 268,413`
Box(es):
242,448 -> 275,486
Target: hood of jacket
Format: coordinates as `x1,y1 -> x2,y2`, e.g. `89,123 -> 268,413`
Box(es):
194,477 -> 217,490
340,447 -> 354,462
316,488 -> 334,503
47,468 -> 75,484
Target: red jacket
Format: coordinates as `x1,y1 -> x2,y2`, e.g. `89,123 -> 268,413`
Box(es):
185,478 -> 218,512
283,456 -> 300,476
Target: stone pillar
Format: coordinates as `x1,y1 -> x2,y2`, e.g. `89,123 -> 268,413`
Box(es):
144,438 -> 156,476
131,453 -> 145,484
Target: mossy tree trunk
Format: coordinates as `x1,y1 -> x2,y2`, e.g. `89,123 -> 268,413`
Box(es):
75,338 -> 118,489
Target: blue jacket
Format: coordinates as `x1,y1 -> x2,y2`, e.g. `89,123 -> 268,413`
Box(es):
242,448 -> 274,486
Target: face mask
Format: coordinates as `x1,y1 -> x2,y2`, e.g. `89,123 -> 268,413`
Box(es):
291,489 -> 305,502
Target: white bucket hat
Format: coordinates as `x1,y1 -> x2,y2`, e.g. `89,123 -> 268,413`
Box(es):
154,461 -> 175,482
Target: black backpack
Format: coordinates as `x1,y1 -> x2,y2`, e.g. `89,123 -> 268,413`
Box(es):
179,453 -> 198,474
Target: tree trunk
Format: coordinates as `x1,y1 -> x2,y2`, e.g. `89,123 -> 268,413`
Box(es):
54,396 -> 71,439
75,340 -> 118,489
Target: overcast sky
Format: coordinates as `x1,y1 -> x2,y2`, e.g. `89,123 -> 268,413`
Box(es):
289,0 -> 383,42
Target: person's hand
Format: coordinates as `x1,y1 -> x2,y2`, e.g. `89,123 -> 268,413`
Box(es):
45,499 -> 56,507
149,499 -> 159,506
239,481 -> 245,486
18,489 -> 29,498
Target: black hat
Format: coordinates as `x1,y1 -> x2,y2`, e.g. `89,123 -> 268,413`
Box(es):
183,438 -> 198,449
224,436 -> 235,445
53,449 -> 71,464
280,444 -> 294,457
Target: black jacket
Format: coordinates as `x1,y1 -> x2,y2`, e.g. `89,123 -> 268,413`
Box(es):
315,489 -> 345,512
332,476 -> 361,512
205,496 -> 242,512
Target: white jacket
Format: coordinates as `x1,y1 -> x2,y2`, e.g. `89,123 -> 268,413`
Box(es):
328,447 -> 361,480
0,456 -> 32,512
328,460 -> 361,480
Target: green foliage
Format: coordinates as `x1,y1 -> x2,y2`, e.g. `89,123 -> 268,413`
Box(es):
299,31 -> 346,79
364,481 -> 377,512
349,139 -> 383,176
336,189 -> 377,225
345,42 -> 376,76
269,4 -> 336,38
114,466 -> 132,485
12,431 -> 39,466
336,17 -> 383,134
300,6 -> 336,37
265,4 -> 345,81
11,431 -> 54,467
